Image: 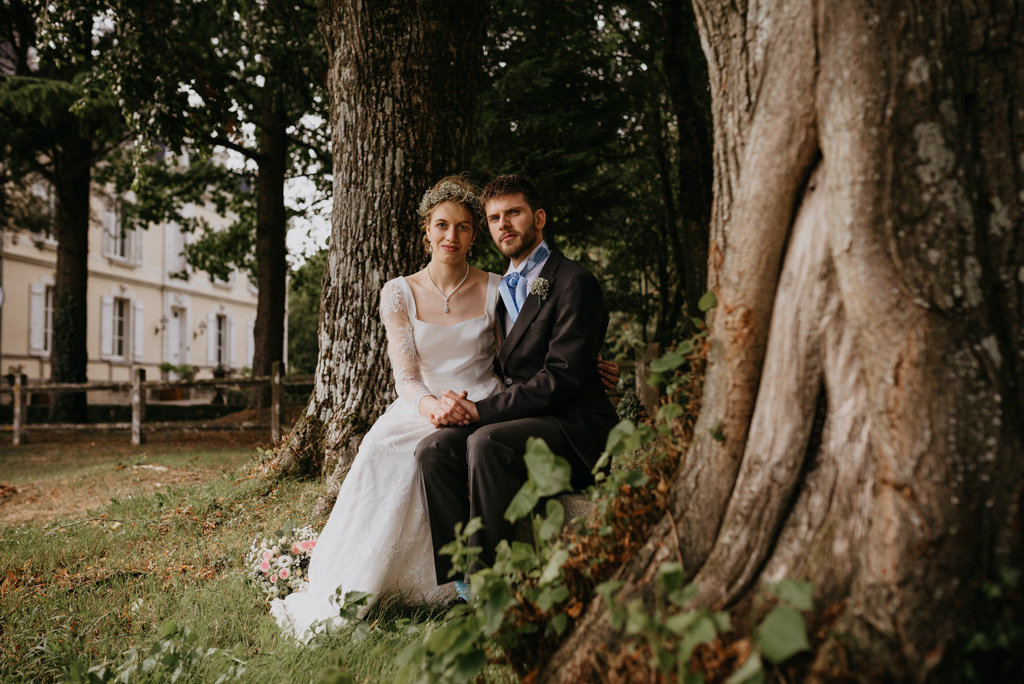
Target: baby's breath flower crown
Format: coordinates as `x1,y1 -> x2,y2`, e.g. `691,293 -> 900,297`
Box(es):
417,180 -> 485,224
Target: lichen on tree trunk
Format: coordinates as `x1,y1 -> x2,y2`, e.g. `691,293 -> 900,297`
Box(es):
544,1 -> 1024,680
49,131 -> 92,424
271,1 -> 488,507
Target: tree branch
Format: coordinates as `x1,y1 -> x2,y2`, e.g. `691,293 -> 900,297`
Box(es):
208,136 -> 265,166
286,134 -> 330,165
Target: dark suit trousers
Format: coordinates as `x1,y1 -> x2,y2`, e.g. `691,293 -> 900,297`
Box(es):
416,417 -> 589,584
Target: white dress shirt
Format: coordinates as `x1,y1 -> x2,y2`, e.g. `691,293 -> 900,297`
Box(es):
502,240 -> 552,333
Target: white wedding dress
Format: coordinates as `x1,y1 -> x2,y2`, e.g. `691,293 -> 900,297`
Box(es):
270,272 -> 502,641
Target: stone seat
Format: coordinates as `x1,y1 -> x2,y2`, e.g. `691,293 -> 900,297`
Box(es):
514,491 -> 595,543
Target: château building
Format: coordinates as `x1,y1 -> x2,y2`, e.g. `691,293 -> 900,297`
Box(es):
0,185 -> 262,386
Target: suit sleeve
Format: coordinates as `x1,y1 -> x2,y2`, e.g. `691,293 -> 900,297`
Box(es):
475,270 -> 605,424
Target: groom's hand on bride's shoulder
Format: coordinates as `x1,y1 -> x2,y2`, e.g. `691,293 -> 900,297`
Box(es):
596,354 -> 619,390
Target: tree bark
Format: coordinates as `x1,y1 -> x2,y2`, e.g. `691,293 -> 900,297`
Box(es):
49,129 -> 91,423
544,1 -> 1024,681
249,83 -> 289,408
273,0 -> 487,505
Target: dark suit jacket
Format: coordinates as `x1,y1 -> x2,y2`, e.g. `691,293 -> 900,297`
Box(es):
475,248 -> 618,470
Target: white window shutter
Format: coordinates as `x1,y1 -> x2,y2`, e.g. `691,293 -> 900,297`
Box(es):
28,283 -> 46,355
132,300 -> 144,362
228,316 -> 237,367
132,228 -> 144,265
100,295 -> 114,359
246,318 -> 255,367
102,202 -> 116,257
206,312 -> 217,366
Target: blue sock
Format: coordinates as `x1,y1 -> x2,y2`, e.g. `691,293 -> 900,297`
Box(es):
455,580 -> 470,602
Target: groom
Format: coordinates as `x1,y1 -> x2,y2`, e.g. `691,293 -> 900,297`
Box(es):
415,174 -> 618,585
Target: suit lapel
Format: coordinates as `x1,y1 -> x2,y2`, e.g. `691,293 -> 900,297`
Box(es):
498,249 -> 564,366
496,292 -> 508,340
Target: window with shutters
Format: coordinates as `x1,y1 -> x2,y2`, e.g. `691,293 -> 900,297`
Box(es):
112,297 -> 129,359
29,281 -> 53,357
216,314 -> 227,365
29,180 -> 58,246
112,227 -> 129,259
43,286 -> 54,354
103,199 -> 143,266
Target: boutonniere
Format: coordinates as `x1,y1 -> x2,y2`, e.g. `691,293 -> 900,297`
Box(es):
529,277 -> 550,302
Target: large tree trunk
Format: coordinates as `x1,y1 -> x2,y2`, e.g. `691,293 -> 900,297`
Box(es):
545,1 -> 1023,680
49,130 -> 91,423
273,0 -> 487,506
249,84 -> 289,408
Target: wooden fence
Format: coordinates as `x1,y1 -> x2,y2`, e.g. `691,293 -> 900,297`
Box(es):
3,352 -> 654,447
1,362 -> 311,446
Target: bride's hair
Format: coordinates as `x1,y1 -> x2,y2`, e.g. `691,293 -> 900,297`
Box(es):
418,175 -> 483,254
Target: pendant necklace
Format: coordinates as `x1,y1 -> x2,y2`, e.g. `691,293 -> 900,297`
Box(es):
426,261 -> 470,313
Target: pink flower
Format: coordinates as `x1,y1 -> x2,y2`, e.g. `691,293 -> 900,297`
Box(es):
291,543 -> 302,554
270,574 -> 278,583
260,560 -> 270,572
300,540 -> 312,552
279,568 -> 290,579
262,550 -> 272,560
308,540 -> 317,549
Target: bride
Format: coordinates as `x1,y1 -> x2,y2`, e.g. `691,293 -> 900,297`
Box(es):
270,176 -> 614,640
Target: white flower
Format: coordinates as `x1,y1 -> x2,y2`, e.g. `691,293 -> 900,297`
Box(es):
276,555 -> 293,568
529,277 -> 550,302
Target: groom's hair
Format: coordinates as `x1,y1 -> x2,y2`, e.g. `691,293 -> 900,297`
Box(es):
480,174 -> 543,212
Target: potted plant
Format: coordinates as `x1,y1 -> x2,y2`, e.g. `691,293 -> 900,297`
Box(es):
158,363 -> 198,400
4,364 -> 26,387
210,364 -> 230,405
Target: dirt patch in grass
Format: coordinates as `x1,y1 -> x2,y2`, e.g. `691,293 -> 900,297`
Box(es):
0,426 -> 286,527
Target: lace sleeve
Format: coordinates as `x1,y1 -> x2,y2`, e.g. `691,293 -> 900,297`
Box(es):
380,280 -> 433,411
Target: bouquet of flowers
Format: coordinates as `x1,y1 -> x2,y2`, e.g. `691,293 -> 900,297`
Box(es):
246,525 -> 318,600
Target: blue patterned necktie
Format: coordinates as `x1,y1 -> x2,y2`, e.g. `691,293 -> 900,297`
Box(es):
502,243 -> 550,325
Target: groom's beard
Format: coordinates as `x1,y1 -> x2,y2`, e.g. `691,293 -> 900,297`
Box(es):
497,221 -> 540,261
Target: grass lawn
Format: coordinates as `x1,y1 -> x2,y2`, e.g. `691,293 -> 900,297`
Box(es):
0,432 -> 467,682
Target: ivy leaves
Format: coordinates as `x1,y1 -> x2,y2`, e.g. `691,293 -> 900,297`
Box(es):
503,438 -> 574,522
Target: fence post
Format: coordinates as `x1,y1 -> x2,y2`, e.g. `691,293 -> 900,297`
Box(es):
271,361 -> 282,442
636,342 -> 661,418
132,368 -> 146,446
12,374 -> 23,446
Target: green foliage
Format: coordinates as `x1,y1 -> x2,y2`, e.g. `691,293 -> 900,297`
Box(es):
615,388 -> 644,424
396,335 -> 703,682
288,249 -> 328,375
98,0 -> 331,285
67,622 -> 246,684
957,566 -> 1024,682
756,607 -> 810,664
592,572 -> 814,683
698,290 -> 718,312
503,438 -> 574,521
1,1 -> 130,411
708,419 -> 725,443
596,563 -> 731,681
472,1 -> 712,347
397,438 -> 577,683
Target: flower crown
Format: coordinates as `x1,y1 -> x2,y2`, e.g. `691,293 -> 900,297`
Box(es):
417,180 -> 485,223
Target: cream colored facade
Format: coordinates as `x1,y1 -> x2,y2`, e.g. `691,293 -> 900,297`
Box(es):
0,188 -> 261,383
